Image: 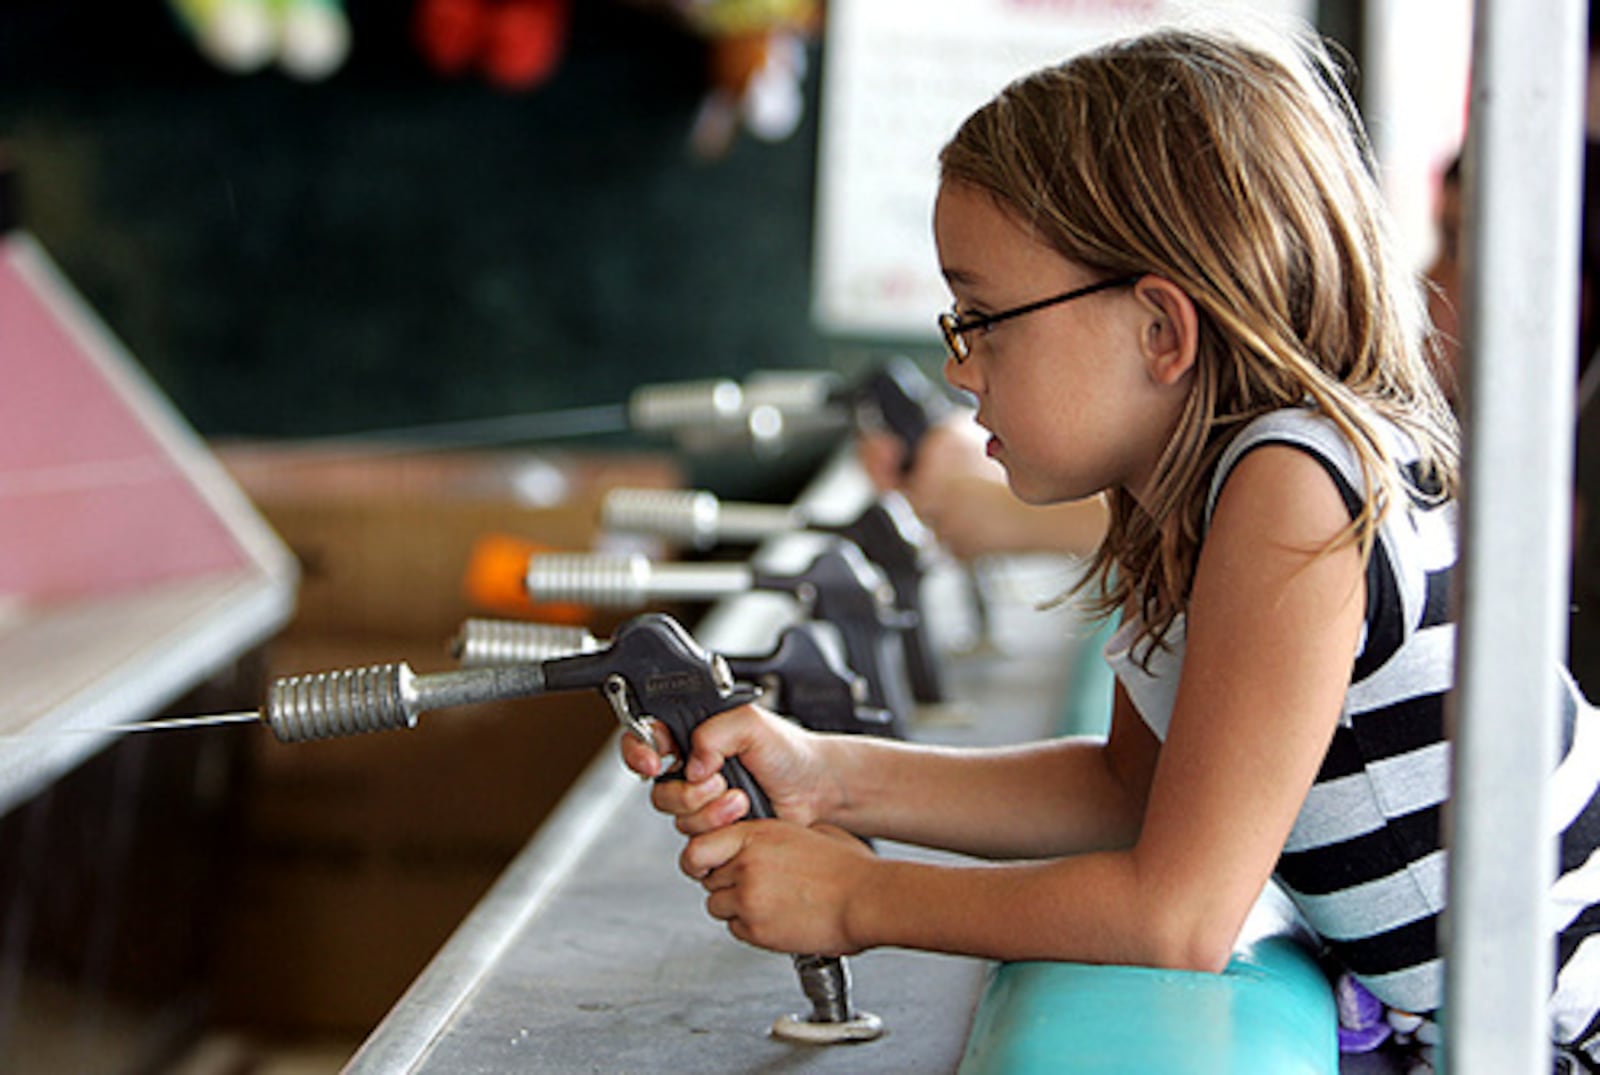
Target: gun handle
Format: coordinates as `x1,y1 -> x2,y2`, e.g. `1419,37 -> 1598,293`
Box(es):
718,757 -> 776,820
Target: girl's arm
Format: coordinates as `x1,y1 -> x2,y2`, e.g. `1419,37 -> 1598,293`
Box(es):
818,681 -> 1156,859
687,444 -> 1365,972
630,689 -> 1156,861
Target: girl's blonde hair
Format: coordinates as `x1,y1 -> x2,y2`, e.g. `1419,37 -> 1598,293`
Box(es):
939,25 -> 1459,651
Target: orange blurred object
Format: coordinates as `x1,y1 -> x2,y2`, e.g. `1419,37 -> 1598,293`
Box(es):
464,533 -> 590,624
707,31 -> 775,98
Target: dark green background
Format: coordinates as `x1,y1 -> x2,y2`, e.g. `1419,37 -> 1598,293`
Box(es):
0,1 -> 873,442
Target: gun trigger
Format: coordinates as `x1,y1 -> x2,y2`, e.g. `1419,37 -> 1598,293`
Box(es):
603,674 -> 654,746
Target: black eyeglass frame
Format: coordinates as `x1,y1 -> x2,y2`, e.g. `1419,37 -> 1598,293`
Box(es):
937,274 -> 1142,363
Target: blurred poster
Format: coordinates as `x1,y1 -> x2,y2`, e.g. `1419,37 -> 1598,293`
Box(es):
810,0 -> 1317,340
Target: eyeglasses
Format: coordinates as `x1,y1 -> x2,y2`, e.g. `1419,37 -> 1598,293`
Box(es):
937,274 -> 1142,364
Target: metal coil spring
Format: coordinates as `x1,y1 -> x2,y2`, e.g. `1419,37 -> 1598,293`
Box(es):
601,489 -> 717,545
524,552 -> 649,605
627,380 -> 742,431
453,619 -> 598,667
265,663 -> 417,743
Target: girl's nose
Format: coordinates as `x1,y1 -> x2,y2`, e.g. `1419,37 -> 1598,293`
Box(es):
944,352 -> 979,395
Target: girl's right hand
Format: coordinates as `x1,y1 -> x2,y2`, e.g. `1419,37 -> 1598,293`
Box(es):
619,703 -> 833,835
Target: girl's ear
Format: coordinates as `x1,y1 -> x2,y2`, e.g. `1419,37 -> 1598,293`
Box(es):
1133,277 -> 1199,386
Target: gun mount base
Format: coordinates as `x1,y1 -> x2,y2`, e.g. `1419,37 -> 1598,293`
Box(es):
769,1010 -> 885,1045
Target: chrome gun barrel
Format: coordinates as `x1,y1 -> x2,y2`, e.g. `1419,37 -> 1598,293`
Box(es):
263,662 -> 548,743
626,378 -> 745,432
601,488 -> 801,550
452,619 -> 600,668
524,551 -> 753,606
626,373 -> 849,454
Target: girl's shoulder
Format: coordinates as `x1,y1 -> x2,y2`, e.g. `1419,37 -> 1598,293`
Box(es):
1205,404 -> 1436,518
1205,406 -> 1378,524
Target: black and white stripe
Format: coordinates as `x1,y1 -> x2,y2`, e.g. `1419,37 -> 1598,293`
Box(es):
1105,406 -> 1600,1054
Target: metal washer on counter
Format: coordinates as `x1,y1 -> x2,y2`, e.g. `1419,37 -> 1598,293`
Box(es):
770,1010 -> 885,1045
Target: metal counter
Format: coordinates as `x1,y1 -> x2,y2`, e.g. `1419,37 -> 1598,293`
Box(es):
347,450 -> 1093,1074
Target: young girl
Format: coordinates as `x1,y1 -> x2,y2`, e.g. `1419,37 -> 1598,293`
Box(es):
623,25 -> 1600,1070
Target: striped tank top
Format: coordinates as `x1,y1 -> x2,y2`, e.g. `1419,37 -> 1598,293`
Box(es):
1104,406 -> 1600,1051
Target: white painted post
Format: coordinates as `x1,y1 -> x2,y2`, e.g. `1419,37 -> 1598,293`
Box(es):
1443,1 -> 1586,1071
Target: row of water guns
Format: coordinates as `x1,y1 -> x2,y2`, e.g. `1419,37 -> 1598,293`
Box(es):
254,357 -> 967,1042
269,355 -> 965,750
261,514 -> 934,1038
467,481 -> 945,737
434,356 -> 961,743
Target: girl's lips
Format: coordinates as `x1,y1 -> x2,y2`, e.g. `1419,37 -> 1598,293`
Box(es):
982,430 -> 1001,458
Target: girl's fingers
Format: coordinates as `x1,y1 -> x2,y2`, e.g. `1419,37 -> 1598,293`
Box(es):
680,823 -> 750,880
683,706 -> 777,783
673,788 -> 750,837
650,769 -> 729,815
619,718 -> 683,779
705,887 -> 740,923
619,731 -> 662,778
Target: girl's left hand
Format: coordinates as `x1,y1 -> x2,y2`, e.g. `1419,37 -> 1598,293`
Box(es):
683,820 -> 877,956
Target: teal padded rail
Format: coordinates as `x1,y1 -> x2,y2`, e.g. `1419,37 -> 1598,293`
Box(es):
974,615 -> 1337,1072
958,929 -> 1338,1075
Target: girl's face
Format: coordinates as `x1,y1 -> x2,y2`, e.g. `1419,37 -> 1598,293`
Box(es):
933,180 -> 1189,507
